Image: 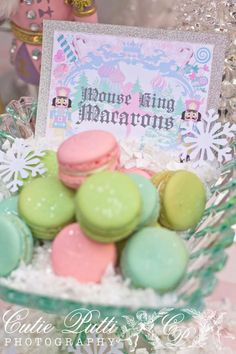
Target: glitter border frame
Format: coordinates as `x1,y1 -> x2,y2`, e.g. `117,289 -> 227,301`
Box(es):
36,20 -> 228,137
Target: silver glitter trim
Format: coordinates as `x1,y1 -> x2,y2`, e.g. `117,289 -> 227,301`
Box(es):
36,20 -> 229,137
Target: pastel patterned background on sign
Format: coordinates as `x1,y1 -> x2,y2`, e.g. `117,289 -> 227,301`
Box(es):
47,30 -> 213,145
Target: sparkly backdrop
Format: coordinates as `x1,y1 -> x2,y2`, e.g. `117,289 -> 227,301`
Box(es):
97,0 -> 175,28
173,0 -> 236,122
100,0 -> 236,123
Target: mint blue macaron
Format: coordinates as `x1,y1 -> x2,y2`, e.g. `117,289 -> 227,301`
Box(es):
127,173 -> 160,228
0,196 -> 18,215
121,226 -> 189,293
0,214 -> 33,277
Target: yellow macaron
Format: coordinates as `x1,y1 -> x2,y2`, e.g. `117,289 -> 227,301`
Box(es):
152,170 -> 206,231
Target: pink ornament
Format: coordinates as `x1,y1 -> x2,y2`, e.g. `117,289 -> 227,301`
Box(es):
0,0 -> 98,87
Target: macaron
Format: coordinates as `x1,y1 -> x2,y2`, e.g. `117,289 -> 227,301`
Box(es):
152,170 -> 206,231
121,226 -> 189,293
76,171 -> 141,243
52,223 -> 117,283
120,168 -> 152,179
41,150 -> 58,177
18,176 -> 75,240
57,130 -> 120,189
127,173 -> 160,228
0,196 -> 18,215
0,214 -> 33,277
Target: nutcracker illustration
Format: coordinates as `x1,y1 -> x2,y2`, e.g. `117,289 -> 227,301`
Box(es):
0,1 -> 97,88
179,99 -> 202,163
181,99 -> 202,122
50,87 -> 72,129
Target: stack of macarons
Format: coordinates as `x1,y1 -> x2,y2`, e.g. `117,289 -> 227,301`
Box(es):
0,130 -> 207,295
57,130 -> 120,189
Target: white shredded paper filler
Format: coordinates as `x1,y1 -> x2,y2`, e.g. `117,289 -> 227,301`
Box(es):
0,137 -> 221,309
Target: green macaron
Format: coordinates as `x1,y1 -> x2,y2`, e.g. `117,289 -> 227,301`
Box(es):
20,150 -> 58,188
76,171 -> 141,243
127,173 -> 160,228
18,176 -> 75,240
152,170 -> 206,231
0,196 -> 18,215
0,214 -> 33,277
43,150 -> 58,176
121,226 -> 189,293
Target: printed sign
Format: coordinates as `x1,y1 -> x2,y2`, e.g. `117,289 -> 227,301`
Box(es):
36,21 -> 227,149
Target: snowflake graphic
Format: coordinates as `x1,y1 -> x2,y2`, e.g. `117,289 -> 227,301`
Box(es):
181,109 -> 236,167
0,139 -> 46,193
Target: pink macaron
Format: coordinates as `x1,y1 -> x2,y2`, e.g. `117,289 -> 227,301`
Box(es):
119,167 -> 153,179
51,223 -> 117,283
57,130 -> 120,188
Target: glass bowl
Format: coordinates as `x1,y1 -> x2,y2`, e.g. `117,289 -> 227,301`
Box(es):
0,150 -> 235,320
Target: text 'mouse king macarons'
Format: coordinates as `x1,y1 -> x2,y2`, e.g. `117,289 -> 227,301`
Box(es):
57,130 -> 120,189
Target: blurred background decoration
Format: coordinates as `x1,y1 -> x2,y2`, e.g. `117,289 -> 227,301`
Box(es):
173,0 -> 236,123
0,0 -> 99,107
1,0 -> 236,122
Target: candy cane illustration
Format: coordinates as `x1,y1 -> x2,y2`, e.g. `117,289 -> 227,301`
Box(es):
179,47 -> 194,68
57,34 -> 77,63
71,36 -> 88,63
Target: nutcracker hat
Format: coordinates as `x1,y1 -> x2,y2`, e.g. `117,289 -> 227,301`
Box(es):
185,99 -> 200,111
56,87 -> 71,98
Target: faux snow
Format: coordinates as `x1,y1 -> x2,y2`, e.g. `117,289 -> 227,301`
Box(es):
0,137 -> 221,309
0,244 -> 177,309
